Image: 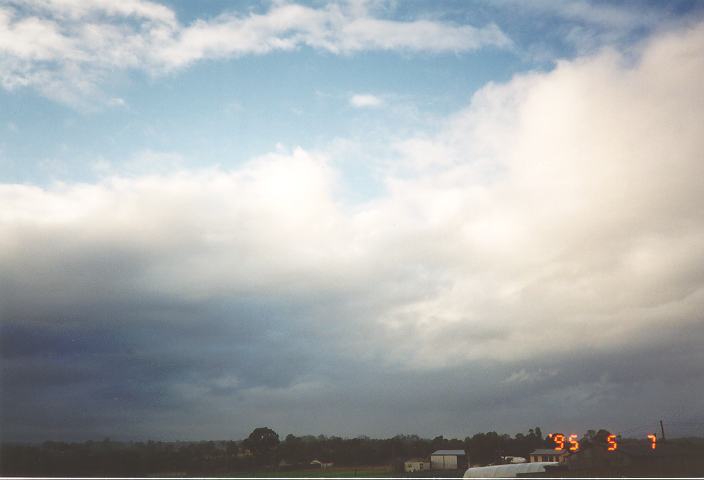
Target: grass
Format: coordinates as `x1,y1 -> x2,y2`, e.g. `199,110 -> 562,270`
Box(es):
224,465 -> 394,477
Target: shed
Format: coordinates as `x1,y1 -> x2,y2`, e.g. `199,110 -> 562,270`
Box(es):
404,458 -> 431,472
431,449 -> 467,470
310,459 -> 334,469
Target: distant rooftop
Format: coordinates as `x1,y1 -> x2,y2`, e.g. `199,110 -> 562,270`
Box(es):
432,450 -> 466,456
530,449 -> 565,455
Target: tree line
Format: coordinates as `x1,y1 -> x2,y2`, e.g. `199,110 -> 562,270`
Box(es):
0,427 -> 550,476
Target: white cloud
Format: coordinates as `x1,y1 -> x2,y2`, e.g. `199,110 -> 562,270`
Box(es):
16,0 -> 178,24
0,0 -> 511,106
503,368 -> 558,385
350,93 -> 382,108
2,23 -> 704,376
106,97 -> 126,107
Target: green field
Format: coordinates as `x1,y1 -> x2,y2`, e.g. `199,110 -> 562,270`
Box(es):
222,466 -> 467,478
225,465 -> 393,477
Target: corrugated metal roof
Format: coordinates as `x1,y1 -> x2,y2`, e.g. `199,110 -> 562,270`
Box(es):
530,449 -> 564,455
432,449 -> 466,455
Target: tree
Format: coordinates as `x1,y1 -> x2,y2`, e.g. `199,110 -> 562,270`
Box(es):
244,427 -> 280,465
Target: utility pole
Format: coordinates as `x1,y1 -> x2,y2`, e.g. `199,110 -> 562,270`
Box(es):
659,420 -> 666,443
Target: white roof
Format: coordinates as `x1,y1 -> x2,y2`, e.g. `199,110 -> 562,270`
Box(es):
463,462 -> 557,478
432,449 -> 466,456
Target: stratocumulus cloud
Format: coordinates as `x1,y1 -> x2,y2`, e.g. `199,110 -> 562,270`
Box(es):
0,0 -> 510,106
2,21 -> 704,440
350,94 -> 383,108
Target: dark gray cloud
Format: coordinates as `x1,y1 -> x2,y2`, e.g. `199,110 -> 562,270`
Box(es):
2,22 -> 704,441
2,292 -> 703,440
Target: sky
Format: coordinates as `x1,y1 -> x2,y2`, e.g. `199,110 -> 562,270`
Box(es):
1,0 -> 704,442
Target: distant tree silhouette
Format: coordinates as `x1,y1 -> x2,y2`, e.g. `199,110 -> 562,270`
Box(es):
9,426 -> 642,475
244,427 -> 280,465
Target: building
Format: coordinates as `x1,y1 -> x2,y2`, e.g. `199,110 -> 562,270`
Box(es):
431,450 -> 468,470
404,459 -> 431,472
528,449 -> 567,463
236,447 -> 253,458
310,459 -> 334,470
